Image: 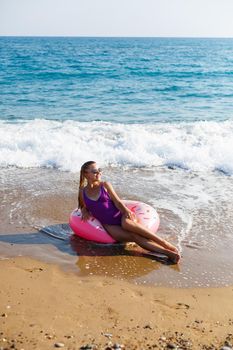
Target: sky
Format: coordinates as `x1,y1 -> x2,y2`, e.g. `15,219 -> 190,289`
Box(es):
1,0 -> 233,37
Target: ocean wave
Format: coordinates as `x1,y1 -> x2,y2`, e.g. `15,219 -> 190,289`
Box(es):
0,119 -> 233,175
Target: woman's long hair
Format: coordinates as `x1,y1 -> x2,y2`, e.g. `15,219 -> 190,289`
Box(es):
78,161 -> 96,208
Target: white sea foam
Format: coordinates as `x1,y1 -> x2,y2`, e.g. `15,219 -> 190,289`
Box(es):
0,119 -> 233,174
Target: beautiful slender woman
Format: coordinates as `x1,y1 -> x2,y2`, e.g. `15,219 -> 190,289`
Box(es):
78,161 -> 180,263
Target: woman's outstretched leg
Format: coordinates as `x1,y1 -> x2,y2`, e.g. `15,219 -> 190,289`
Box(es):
121,216 -> 178,253
104,224 -> 180,263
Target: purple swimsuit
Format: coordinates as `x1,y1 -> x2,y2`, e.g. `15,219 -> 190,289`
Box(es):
83,185 -> 122,225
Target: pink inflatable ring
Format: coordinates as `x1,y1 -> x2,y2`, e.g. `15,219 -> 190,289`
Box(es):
69,200 -> 160,244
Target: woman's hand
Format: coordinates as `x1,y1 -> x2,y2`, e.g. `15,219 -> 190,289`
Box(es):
124,208 -> 136,221
81,207 -> 91,221
103,182 -> 137,222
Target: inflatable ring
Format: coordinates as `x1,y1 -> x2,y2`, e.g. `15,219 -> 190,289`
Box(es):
69,200 -> 160,244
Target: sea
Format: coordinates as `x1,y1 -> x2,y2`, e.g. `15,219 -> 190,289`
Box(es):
1,36 -> 233,287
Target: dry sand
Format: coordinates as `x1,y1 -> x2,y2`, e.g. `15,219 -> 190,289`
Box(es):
1,257 -> 233,350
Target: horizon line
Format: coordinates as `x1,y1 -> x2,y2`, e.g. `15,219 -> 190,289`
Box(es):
1,35 -> 233,39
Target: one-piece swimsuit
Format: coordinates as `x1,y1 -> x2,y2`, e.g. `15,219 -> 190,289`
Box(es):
83,184 -> 122,225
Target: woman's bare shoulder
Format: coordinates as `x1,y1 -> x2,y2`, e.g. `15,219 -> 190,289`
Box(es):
102,181 -> 113,190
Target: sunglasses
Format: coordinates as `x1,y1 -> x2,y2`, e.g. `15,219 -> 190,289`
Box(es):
87,168 -> 102,174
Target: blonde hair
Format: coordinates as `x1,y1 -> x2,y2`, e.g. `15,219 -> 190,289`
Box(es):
78,161 -> 96,208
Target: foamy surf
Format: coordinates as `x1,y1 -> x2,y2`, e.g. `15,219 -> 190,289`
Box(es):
1,119 -> 233,175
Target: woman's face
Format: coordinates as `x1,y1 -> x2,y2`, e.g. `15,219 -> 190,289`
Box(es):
85,163 -> 102,182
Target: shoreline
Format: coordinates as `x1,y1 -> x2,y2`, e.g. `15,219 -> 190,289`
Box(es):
1,167 -> 233,289
1,256 -> 233,350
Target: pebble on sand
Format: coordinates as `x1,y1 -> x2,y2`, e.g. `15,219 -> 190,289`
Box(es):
54,342 -> 65,348
113,344 -> 124,349
166,343 -> 178,349
80,345 -> 95,350
103,333 -> 113,338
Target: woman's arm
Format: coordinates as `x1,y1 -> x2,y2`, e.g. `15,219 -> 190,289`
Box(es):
78,188 -> 85,209
78,188 -> 91,221
103,182 -> 135,220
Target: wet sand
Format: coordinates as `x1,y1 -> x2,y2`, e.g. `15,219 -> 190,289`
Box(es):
1,256 -> 233,350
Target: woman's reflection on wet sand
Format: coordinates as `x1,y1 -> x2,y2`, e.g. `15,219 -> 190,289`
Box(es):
70,235 -> 169,280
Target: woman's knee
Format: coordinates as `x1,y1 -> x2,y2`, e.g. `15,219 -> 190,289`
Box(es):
121,217 -> 136,231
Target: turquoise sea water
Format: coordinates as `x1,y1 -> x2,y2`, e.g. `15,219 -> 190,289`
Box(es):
1,37 -> 233,124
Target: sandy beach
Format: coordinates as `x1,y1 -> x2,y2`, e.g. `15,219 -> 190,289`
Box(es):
1,256 -> 233,350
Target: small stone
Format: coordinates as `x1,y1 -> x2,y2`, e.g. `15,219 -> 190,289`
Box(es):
144,324 -> 152,329
160,336 -> 167,342
113,344 -> 122,349
166,343 -> 177,349
103,333 -> 113,338
80,345 -> 93,350
220,347 -> 232,350
1,313 -> 7,317
54,343 -> 65,348
194,319 -> 201,323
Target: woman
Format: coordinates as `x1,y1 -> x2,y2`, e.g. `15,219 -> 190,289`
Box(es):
78,161 -> 180,263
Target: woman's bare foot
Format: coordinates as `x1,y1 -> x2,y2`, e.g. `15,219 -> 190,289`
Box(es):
167,251 -> 181,264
